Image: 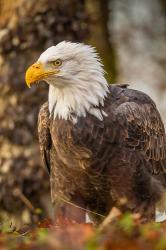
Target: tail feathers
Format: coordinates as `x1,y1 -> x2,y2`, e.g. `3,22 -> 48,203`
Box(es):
155,210 -> 166,222
156,190 -> 166,222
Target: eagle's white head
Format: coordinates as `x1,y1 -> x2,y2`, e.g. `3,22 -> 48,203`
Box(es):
25,41 -> 109,122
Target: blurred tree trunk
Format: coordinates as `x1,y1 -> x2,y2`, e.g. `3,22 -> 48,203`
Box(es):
85,0 -> 117,82
109,0 -> 166,124
0,0 -> 88,227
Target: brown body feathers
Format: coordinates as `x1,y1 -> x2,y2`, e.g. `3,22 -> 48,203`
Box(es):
38,84 -> 166,223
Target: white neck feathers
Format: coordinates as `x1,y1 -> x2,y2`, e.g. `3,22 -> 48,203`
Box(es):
48,78 -> 109,122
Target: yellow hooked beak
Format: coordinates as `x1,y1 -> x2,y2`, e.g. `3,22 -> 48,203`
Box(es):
25,62 -> 59,88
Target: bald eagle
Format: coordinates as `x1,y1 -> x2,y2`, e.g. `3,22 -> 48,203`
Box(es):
26,41 -> 166,224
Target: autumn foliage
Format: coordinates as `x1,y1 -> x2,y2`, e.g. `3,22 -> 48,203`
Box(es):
0,208 -> 166,250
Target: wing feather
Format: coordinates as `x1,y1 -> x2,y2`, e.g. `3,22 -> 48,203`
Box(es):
38,102 -> 51,174
116,101 -> 166,173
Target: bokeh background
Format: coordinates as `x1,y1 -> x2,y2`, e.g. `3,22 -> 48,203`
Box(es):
0,0 -> 166,226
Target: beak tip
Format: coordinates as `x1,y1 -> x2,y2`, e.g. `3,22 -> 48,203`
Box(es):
25,62 -> 42,88
25,78 -> 31,88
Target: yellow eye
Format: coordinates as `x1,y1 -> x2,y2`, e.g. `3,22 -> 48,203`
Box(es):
52,59 -> 62,67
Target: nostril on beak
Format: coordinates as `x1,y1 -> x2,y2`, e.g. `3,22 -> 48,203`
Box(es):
32,64 -> 40,69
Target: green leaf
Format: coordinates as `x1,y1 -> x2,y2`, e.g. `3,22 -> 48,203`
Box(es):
119,213 -> 134,235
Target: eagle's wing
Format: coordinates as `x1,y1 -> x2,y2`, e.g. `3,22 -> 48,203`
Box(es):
116,99 -> 166,174
73,86 -> 166,175
38,102 -> 51,174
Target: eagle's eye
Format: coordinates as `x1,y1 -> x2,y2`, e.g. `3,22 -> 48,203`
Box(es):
52,59 -> 62,67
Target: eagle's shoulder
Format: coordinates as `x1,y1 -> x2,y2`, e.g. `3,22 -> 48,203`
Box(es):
38,102 -> 50,139
108,84 -> 156,106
